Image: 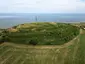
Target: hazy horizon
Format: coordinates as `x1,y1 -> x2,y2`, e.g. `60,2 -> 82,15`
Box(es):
0,13 -> 84,28
0,0 -> 85,28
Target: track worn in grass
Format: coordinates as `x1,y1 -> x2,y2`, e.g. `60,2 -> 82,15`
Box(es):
0,34 -> 80,64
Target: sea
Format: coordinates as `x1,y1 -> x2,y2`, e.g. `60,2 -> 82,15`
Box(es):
0,13 -> 85,28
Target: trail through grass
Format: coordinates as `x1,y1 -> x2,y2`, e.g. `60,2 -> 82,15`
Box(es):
0,34 -> 80,64
0,27 -> 85,64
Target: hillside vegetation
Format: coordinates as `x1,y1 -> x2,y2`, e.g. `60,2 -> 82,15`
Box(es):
0,29 -> 81,64
0,29 -> 9,43
7,22 -> 79,45
0,22 -> 83,64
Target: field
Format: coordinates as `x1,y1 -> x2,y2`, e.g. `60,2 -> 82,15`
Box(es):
0,31 -> 82,64
0,22 -> 84,64
7,22 -> 79,45
0,35 -> 79,64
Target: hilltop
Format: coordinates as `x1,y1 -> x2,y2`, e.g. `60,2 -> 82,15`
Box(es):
1,22 -> 84,64
5,22 -> 80,45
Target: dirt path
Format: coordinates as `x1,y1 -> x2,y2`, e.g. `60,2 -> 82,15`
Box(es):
0,49 -> 11,57
72,37 -> 80,62
12,55 -> 22,64
20,57 -> 28,64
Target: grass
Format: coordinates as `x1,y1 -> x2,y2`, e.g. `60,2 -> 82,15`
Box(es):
0,33 -> 79,64
74,31 -> 85,64
7,22 -> 79,45
0,22 -> 83,64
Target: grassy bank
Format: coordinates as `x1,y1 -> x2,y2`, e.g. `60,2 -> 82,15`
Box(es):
0,22 -> 82,64
0,34 -> 79,64
7,22 -> 79,45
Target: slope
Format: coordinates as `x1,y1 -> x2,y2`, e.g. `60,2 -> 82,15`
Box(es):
7,22 -> 79,45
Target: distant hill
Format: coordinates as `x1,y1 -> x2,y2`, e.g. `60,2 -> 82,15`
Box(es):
7,22 -> 80,45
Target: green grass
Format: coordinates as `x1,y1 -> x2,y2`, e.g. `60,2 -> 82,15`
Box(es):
7,22 -> 79,45
0,33 -> 79,64
0,22 -> 82,64
74,33 -> 85,64
1,29 -> 85,64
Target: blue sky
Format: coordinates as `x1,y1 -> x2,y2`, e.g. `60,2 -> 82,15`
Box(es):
0,0 -> 85,13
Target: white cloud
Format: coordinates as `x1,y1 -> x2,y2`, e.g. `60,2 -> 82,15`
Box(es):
0,0 -> 85,13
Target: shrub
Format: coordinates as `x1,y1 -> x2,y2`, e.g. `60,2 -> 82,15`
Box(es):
29,40 -> 38,45
12,26 -> 17,29
45,42 -> 52,45
0,29 -> 10,44
0,36 -> 4,43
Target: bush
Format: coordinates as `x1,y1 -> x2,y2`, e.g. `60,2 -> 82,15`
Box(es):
29,40 -> 38,45
0,36 -> 4,44
0,29 -> 10,44
45,42 -> 52,45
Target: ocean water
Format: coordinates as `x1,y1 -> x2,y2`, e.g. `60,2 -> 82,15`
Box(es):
0,13 -> 85,28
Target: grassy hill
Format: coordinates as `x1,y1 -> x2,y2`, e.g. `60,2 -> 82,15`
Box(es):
7,22 -> 79,45
0,37 -> 79,64
0,27 -> 81,64
1,22 -> 85,64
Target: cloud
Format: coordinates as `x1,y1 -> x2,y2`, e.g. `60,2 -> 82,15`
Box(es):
0,0 -> 85,13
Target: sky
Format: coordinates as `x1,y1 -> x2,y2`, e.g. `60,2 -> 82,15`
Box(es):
0,0 -> 85,13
